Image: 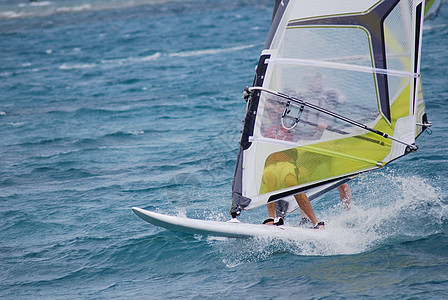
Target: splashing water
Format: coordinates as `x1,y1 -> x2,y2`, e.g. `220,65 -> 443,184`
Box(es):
209,171 -> 447,267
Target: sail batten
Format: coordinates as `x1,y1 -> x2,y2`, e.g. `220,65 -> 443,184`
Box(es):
267,58 -> 420,78
230,0 -> 427,217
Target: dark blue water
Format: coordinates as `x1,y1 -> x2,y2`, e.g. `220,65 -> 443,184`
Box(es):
1,1 -> 448,298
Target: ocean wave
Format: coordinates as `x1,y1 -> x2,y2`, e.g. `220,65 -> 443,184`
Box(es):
423,23 -> 448,31
169,44 -> 256,58
0,11 -> 26,19
6,122 -> 27,128
82,52 -> 161,69
0,0 -> 185,20
19,1 -> 52,8
92,44 -> 255,69
0,4 -> 91,20
15,137 -> 70,147
73,107 -> 118,115
59,63 -> 97,70
100,130 -> 146,140
27,166 -> 97,181
22,44 -> 249,75
53,4 -> 92,14
140,52 -> 162,61
62,44 -> 256,74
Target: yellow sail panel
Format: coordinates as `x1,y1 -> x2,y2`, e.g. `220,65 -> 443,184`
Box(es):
374,83 -> 411,134
259,134 -> 389,194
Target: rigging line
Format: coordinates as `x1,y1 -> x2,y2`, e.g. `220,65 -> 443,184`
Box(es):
249,86 -> 418,150
267,58 -> 420,78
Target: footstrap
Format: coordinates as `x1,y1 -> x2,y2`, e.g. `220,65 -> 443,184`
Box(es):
312,221 -> 325,229
273,217 -> 284,226
262,217 -> 274,224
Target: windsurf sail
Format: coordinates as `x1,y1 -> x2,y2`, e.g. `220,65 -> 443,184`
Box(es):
424,0 -> 446,19
231,0 -> 429,217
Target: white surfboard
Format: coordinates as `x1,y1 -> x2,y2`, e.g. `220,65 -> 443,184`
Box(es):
132,207 -> 316,238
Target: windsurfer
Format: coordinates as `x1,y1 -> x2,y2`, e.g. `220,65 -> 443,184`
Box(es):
261,98 -> 324,229
261,149 -> 325,229
260,84 -> 353,228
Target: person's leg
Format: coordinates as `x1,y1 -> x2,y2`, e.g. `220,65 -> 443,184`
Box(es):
285,173 -> 322,227
263,171 -> 277,224
298,208 -> 312,225
294,193 -> 319,226
337,183 -> 352,211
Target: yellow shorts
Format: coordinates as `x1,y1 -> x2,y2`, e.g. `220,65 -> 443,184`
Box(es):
262,161 -> 298,192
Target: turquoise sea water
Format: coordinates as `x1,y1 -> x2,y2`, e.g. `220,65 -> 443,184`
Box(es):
1,0 -> 448,298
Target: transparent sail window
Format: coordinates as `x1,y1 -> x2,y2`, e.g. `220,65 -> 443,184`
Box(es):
384,0 -> 414,105
281,26 -> 374,67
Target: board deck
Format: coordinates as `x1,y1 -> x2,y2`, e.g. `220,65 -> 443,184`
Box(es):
132,207 -> 315,238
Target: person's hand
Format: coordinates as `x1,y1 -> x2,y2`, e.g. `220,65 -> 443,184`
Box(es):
317,123 -> 327,130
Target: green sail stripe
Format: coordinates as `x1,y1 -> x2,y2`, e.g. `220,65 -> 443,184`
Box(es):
299,144 -> 383,167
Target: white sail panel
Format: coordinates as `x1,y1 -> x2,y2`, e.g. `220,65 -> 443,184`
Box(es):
281,26 -> 374,67
270,0 -> 383,50
290,0 -> 382,20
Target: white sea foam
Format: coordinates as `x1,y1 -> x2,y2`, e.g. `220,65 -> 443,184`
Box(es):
169,44 -> 255,58
1,2 -> 95,20
8,122 -> 26,127
0,11 -> 25,19
2,0 -> 187,20
129,130 -> 144,135
119,52 -> 162,63
98,52 -> 161,69
140,52 -> 162,61
29,1 -> 52,7
19,1 -> 51,7
423,23 -> 448,31
54,4 -> 92,13
59,63 -> 97,70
